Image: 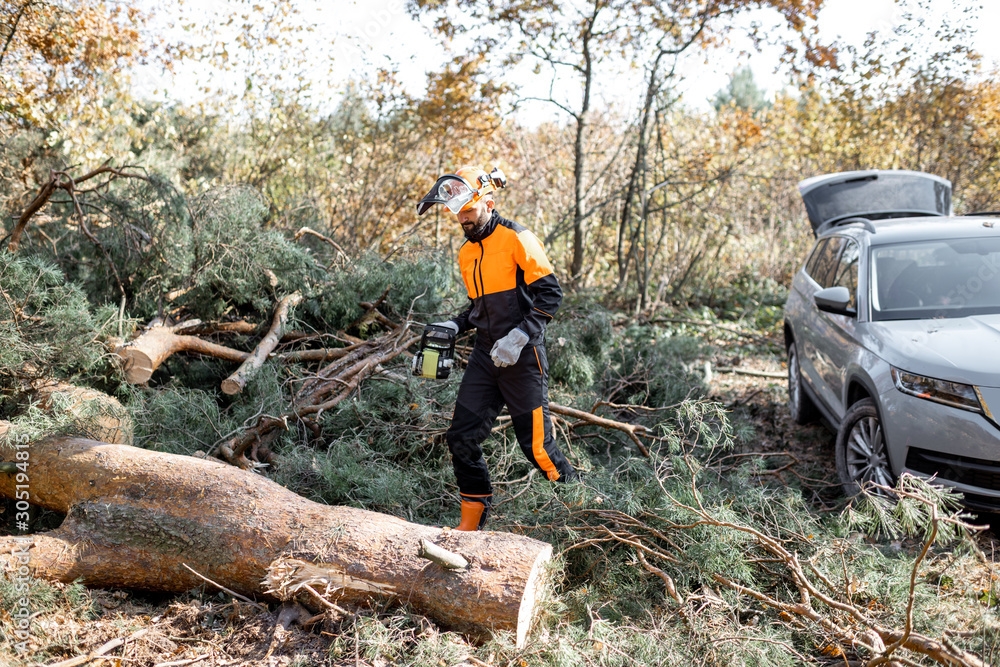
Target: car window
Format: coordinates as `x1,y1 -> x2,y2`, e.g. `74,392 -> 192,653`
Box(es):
804,241 -> 826,277
807,236 -> 847,288
831,240 -> 860,307
871,236 -> 1000,320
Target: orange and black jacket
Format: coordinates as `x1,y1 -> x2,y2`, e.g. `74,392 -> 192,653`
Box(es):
451,211 -> 562,347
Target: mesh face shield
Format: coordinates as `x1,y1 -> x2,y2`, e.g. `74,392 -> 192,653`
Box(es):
417,175 -> 476,216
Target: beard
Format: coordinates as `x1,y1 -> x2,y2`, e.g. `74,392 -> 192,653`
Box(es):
463,206 -> 492,241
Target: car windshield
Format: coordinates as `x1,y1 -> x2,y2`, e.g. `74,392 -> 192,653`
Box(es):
871,236 -> 1000,321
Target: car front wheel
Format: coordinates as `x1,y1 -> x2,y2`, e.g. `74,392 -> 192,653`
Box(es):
835,398 -> 895,496
787,341 -> 819,424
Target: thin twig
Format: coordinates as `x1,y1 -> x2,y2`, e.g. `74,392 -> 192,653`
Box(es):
181,563 -> 267,612
152,655 -> 210,667
301,583 -> 349,614
45,629 -> 149,667
550,402 -> 650,457
294,226 -> 349,262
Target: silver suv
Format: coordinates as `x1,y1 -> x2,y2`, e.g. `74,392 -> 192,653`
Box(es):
783,170 -> 1000,508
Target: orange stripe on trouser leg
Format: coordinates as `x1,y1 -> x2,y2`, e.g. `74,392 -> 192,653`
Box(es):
532,406 -> 560,481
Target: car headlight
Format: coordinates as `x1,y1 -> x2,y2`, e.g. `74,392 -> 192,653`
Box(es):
891,367 -> 983,413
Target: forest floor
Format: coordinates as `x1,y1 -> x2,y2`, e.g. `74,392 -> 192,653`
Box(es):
703,338 -> 844,510
8,331 -> 1000,667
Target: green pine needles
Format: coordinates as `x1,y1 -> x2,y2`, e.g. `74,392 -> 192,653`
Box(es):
0,251 -> 118,386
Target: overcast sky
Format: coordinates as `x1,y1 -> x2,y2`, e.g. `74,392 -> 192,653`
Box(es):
341,0 -> 996,117
135,0 -> 997,117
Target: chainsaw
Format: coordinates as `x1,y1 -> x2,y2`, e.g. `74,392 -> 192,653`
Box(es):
412,324 -> 456,379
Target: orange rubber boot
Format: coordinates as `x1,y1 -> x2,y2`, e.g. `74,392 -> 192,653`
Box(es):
456,499 -> 487,531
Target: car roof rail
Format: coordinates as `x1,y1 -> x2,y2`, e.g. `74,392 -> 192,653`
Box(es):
962,211 -> 1000,217
831,217 -> 877,234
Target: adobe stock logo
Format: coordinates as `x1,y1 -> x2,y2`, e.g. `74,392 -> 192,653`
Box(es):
8,441 -> 33,654
941,254 -> 1000,311
331,0 -> 408,57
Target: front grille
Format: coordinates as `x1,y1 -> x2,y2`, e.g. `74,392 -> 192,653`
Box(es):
956,493 -> 1000,513
906,447 -> 1000,493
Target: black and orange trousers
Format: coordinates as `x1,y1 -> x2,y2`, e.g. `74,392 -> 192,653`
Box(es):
446,341 -> 576,505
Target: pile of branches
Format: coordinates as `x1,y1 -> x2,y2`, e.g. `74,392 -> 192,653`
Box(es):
115,290 -> 421,468
5,163 -> 674,472
560,453 -> 995,667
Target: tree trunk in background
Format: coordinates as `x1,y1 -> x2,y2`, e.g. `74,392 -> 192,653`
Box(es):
568,4 -> 599,284
0,438 -> 552,647
616,45 -> 669,304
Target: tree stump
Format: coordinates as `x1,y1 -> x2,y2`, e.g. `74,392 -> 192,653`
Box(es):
0,438 -> 553,647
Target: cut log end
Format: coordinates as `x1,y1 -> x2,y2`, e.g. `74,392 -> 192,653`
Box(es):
516,543 -> 553,649
220,377 -> 244,395
118,347 -> 155,384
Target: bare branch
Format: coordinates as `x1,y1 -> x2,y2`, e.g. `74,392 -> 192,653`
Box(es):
221,292 -> 303,395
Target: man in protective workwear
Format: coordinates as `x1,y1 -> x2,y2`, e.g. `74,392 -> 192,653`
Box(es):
417,165 -> 578,531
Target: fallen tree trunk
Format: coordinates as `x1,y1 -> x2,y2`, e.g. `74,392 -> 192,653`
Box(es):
30,381 -> 134,446
0,438 -> 552,647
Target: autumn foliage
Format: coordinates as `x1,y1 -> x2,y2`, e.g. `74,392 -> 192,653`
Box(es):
1,0 -> 144,126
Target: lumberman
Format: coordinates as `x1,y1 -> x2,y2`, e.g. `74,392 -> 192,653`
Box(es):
416,165 -> 578,531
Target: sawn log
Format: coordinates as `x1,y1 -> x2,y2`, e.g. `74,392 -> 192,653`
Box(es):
0,438 -> 552,647
116,321 -> 249,384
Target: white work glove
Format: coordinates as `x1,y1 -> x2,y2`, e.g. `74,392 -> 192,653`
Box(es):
490,327 -> 529,367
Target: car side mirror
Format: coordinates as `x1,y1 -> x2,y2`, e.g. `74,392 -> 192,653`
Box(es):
814,286 -> 857,317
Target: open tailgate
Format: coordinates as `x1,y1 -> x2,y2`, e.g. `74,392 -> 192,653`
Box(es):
799,170 -> 952,236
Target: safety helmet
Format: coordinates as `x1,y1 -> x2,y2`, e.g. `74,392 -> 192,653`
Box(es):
416,165 -> 508,216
